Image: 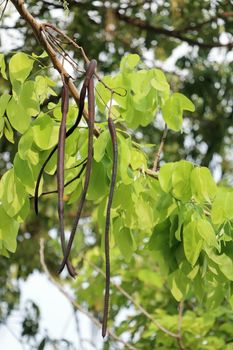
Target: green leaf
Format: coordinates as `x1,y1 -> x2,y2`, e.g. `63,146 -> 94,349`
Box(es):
175,204 -> 185,241
112,183 -> 138,229
9,52 -> 34,84
32,51 -> 48,58
118,135 -> 133,185
211,188 -> 233,224
32,114 -> 59,150
0,204 -> 19,253
151,68 -> 170,94
0,169 -> 27,217
148,220 -> 171,251
18,128 -> 34,159
86,160 -> 108,201
95,77 -> 113,113
6,96 -> 30,133
173,93 -> 195,112
162,95 -> 182,131
94,130 -> 109,162
130,148 -> 147,170
114,226 -> 136,262
35,75 -> 48,103
168,269 -> 190,301
135,196 -> 154,230
183,221 -> 203,266
14,153 -> 36,195
120,54 -> 140,73
14,197 -> 30,223
206,249 -> 233,281
191,167 -> 217,203
172,160 -> 193,201
0,94 -> 11,118
138,269 -> 163,288
4,117 -> 14,143
19,81 -> 40,117
0,54 -> 7,79
162,93 -> 195,131
35,75 -> 56,104
197,219 -> 218,249
158,162 -> 176,193
0,116 -> 4,137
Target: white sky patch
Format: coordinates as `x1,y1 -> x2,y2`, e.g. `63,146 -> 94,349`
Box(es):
143,43 -> 190,77
0,272 -> 104,350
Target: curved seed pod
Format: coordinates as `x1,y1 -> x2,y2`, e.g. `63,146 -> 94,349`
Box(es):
58,60 -> 97,274
102,117 -> 118,338
57,82 -> 76,277
34,65 -> 92,215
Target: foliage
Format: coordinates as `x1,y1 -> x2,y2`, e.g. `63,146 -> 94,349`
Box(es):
0,1 -> 233,348
3,0 -> 232,178
0,48 -> 233,348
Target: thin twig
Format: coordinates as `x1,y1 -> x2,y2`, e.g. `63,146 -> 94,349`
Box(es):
87,260 -> 180,339
152,123 -> 168,172
28,161 -> 87,199
41,23 -> 126,97
39,239 -> 138,350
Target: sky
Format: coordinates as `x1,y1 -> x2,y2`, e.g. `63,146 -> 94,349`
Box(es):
0,271 -> 103,350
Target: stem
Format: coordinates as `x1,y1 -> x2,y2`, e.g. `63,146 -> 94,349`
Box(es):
152,123 -> 168,172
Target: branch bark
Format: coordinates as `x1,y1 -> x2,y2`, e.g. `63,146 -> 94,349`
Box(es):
115,11 -> 233,49
10,0 -> 100,136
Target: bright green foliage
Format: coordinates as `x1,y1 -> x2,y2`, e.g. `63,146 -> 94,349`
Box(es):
191,167 -> 217,203
96,54 -> 194,130
9,52 -> 34,85
162,93 -> 195,131
32,114 -> 59,150
0,204 -> 19,254
211,188 -> 233,224
1,52 -> 233,348
0,169 -> 28,217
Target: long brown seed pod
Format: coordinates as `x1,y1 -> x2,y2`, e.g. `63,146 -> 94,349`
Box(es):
34,64 -> 93,215
102,116 -> 118,338
58,60 -> 97,274
57,81 -> 76,277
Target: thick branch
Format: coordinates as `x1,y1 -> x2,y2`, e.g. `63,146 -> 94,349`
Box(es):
10,0 -> 100,136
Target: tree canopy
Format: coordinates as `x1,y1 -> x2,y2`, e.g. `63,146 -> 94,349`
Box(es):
0,1 -> 233,349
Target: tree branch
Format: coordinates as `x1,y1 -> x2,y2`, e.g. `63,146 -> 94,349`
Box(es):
10,0 -> 100,136
115,11 -> 233,49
